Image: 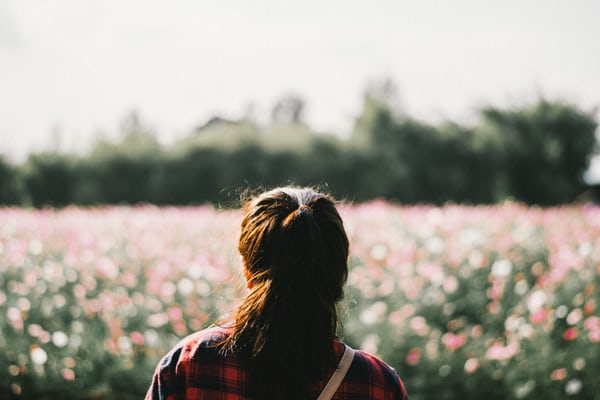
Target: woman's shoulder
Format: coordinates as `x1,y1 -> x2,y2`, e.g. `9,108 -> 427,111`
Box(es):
147,326 -> 248,398
344,345 -> 409,399
174,325 -> 232,355
353,348 -> 396,373
178,325 -> 231,347
158,325 -> 231,367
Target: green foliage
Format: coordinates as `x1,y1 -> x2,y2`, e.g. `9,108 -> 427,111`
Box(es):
0,156 -> 25,205
479,100 -> 598,205
21,153 -> 76,208
2,97 -> 598,206
73,114 -> 164,205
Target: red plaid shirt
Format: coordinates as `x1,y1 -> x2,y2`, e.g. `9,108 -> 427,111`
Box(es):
146,326 -> 408,400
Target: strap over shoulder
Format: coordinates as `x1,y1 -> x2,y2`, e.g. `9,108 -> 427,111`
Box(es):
317,345 -> 355,400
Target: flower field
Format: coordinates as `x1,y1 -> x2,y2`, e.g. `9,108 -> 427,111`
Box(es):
1,202 -> 600,399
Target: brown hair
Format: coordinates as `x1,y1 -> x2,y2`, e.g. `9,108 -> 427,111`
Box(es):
221,187 -> 349,398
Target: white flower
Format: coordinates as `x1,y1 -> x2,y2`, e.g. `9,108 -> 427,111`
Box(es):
177,278 -> 194,295
52,331 -> 69,348
565,379 -> 583,395
30,347 -> 48,365
527,290 -> 547,313
491,259 -> 512,277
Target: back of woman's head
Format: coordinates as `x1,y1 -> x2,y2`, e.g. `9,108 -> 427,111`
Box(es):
227,187 -> 349,398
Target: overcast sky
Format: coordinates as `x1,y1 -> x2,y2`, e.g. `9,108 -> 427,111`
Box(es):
1,0 -> 599,176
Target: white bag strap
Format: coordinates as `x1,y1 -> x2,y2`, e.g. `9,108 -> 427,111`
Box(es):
317,345 -> 355,400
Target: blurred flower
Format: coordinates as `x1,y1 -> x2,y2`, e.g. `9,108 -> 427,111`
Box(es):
470,325 -> 483,338
147,313 -> 168,328
11,384 -> 21,396
588,330 -> 600,342
161,282 -> 177,298
563,327 -> 578,341
17,297 -> 31,311
360,301 -> 387,325
95,258 -> 119,280
7,307 -> 21,322
63,357 -> 76,368
564,379 -> 582,395
30,346 -> 47,365
551,368 -> 567,381
584,300 -> 596,315
29,239 -> 43,255
527,290 -> 547,313
438,365 -> 451,377
566,308 -> 583,325
27,324 -> 42,338
485,340 -> 519,361
144,329 -> 159,347
118,336 -> 132,353
442,276 -> 458,293
52,331 -> 69,348
442,332 -> 467,351
130,331 -> 144,346
370,244 -> 388,261
3,203 -> 600,399
518,324 -> 535,339
573,358 -> 586,371
491,259 -> 512,277
464,358 -> 480,373
555,305 -> 569,318
406,348 -> 421,366
361,334 -> 379,355
530,309 -> 550,324
177,278 -> 194,296
167,306 -> 183,321
409,316 -> 430,336
514,280 -> 529,296
62,368 -> 75,380
424,237 -> 444,255
514,381 -> 535,399
8,365 -> 20,376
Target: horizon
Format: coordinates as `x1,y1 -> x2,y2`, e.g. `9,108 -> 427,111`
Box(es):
1,0 -> 599,179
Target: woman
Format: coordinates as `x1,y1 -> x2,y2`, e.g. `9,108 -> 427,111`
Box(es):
146,187 -> 408,399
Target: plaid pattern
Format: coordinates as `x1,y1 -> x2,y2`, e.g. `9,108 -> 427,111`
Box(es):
146,326 -> 408,400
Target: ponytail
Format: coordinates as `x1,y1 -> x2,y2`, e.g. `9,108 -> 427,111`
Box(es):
220,187 -> 349,398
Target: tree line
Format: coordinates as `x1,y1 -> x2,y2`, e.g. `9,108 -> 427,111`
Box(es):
0,92 -> 597,207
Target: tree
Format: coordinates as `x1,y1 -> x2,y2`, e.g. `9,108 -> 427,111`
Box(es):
271,94 -> 306,125
22,153 -> 75,207
480,100 -> 598,204
76,111 -> 163,204
0,156 -> 24,205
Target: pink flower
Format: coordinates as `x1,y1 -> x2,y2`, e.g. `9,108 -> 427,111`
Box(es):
551,368 -> 567,381
62,368 -> 75,381
464,358 -> 480,374
584,316 -> 600,330
130,331 -> 144,346
584,300 -> 596,315
95,258 -> 119,280
406,348 -> 421,366
588,330 -> 600,343
530,309 -> 550,324
442,332 -> 467,351
563,327 -> 578,341
167,306 -> 183,321
485,340 -> 519,361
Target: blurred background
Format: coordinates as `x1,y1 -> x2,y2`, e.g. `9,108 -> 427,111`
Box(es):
1,0 -> 599,207
2,2 -> 600,400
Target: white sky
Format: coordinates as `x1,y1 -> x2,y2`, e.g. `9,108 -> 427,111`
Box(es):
1,0 -> 599,176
